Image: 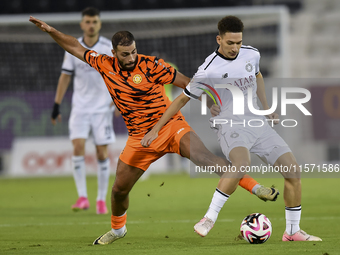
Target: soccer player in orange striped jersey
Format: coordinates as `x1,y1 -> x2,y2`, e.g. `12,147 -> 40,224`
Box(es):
29,17 -> 278,246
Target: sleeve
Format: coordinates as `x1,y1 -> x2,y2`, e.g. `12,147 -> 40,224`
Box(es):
183,67 -> 207,100
148,57 -> 177,85
84,50 -> 104,73
255,51 -> 260,75
61,51 -> 74,75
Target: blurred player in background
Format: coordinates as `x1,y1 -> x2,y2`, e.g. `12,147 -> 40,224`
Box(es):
30,16 -> 278,246
142,15 -> 321,242
51,7 -> 117,214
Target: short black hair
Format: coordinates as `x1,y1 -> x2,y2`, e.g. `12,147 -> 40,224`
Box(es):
112,31 -> 135,50
82,7 -> 100,17
218,16 -> 244,35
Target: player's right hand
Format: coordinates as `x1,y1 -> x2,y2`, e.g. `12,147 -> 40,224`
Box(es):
29,16 -> 53,33
210,104 -> 221,117
141,130 -> 158,147
266,112 -> 280,125
51,102 -> 61,125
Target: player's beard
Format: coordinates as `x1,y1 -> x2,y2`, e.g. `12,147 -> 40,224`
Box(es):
119,58 -> 137,71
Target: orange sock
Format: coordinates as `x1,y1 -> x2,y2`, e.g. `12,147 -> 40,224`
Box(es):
238,174 -> 259,194
111,213 -> 127,229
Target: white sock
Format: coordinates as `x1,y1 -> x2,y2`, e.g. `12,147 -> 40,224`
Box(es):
72,156 -> 87,198
285,205 -> 301,235
204,188 -> 230,223
112,225 -> 126,236
97,158 -> 111,201
251,184 -> 262,194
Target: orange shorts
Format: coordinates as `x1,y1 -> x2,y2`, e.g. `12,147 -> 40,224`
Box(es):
119,119 -> 192,171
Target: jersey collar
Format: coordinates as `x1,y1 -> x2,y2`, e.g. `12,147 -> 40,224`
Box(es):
82,36 -> 100,49
215,47 -> 239,61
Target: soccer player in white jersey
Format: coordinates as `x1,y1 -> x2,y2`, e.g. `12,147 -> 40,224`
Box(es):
51,7 -> 117,214
141,16 -> 321,241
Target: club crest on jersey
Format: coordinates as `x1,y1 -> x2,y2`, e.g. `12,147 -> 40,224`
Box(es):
245,63 -> 253,72
133,74 -> 142,84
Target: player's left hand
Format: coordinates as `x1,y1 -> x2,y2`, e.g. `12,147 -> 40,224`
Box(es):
29,16 -> 53,33
141,130 -> 158,147
210,104 -> 221,117
266,112 -> 280,125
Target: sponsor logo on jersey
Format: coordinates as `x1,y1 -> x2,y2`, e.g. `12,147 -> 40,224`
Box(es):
222,73 -> 228,78
133,74 -> 142,84
177,128 -> 184,134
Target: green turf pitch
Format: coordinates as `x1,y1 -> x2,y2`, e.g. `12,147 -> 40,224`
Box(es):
0,174 -> 339,255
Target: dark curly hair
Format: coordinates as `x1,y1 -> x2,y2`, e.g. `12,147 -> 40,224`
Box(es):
218,16 -> 244,35
111,31 -> 135,50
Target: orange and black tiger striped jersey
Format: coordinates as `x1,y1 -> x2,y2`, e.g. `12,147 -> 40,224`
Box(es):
84,50 -> 184,137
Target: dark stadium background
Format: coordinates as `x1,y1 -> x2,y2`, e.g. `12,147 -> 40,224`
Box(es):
0,0 -> 302,14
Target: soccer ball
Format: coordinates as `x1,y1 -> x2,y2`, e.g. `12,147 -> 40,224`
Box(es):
240,213 -> 272,244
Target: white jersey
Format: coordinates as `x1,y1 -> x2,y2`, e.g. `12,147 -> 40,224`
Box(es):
184,46 -> 265,123
185,46 -> 291,164
61,36 -> 113,113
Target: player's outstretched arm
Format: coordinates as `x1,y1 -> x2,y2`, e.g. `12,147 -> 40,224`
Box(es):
141,93 -> 190,147
140,71 -> 190,147
172,71 -> 190,89
29,16 -> 87,62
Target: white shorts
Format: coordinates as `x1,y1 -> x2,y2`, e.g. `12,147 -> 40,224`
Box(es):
69,110 -> 116,145
216,123 -> 291,165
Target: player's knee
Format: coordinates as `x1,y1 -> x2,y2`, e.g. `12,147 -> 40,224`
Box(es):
280,161 -> 301,179
96,145 -> 108,160
73,145 -> 85,156
284,175 -> 301,183
283,172 -> 301,187
191,151 -> 214,166
232,160 -> 250,169
112,185 -> 129,199
96,151 -> 108,161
